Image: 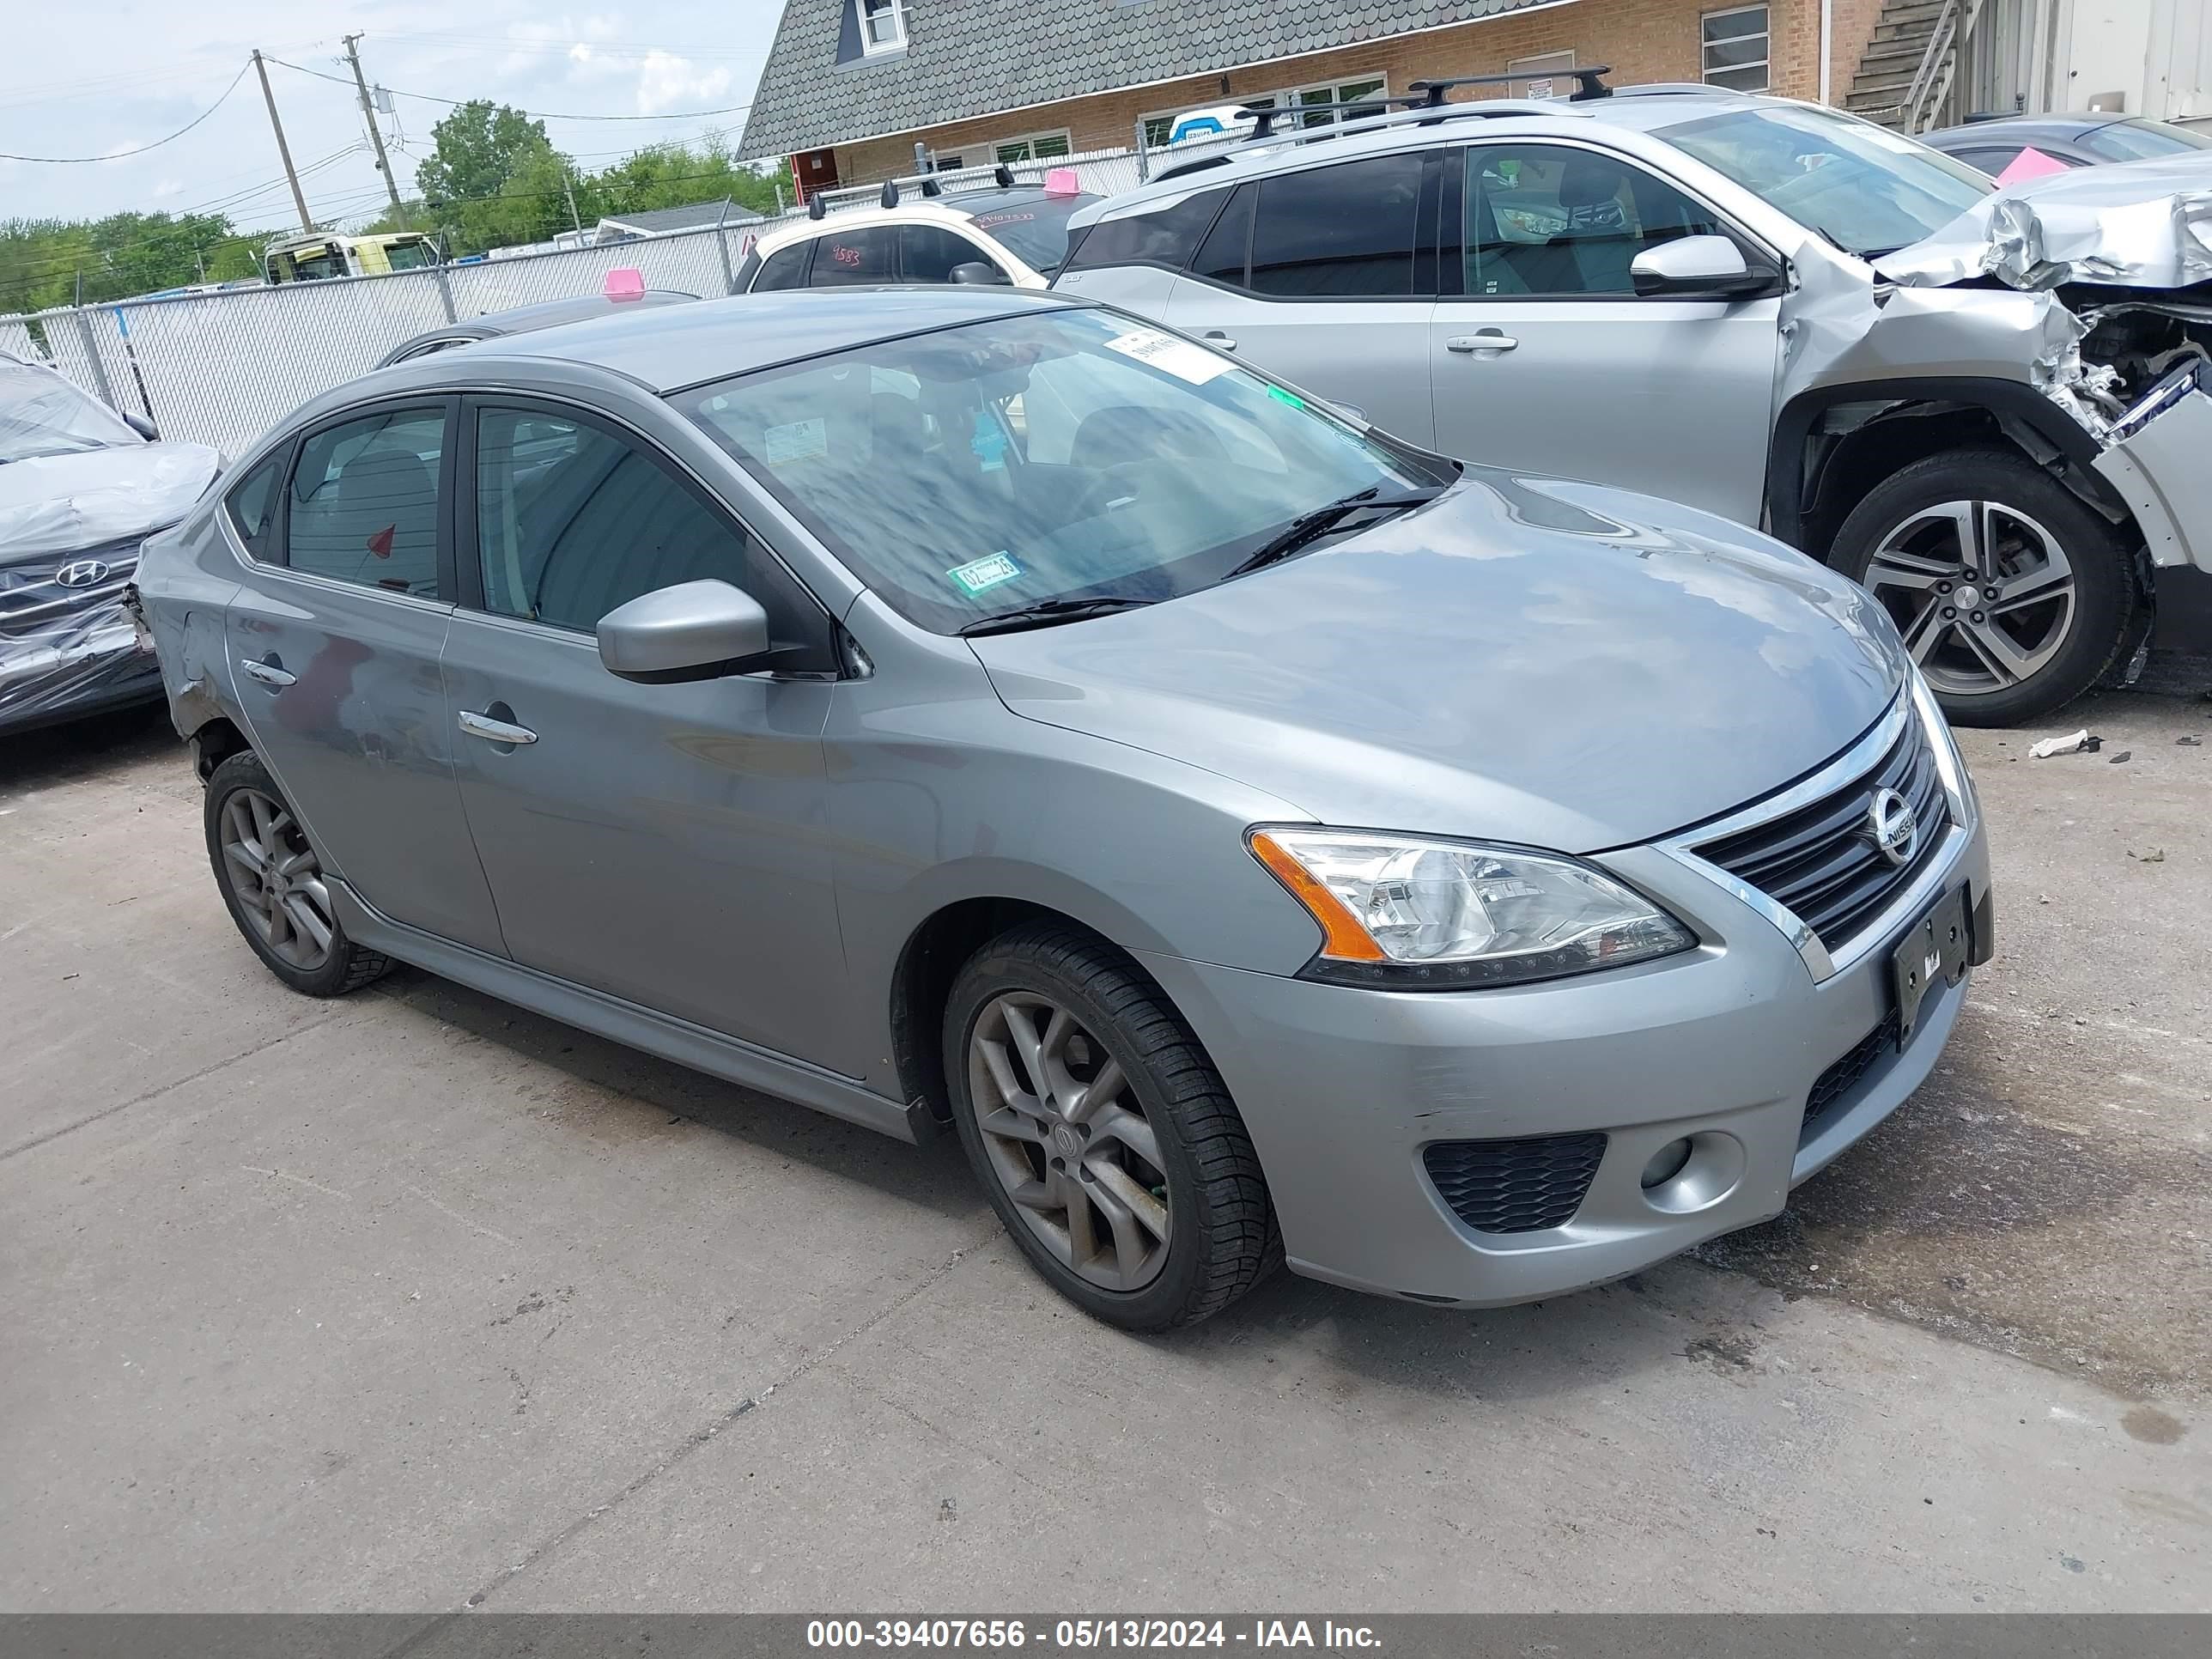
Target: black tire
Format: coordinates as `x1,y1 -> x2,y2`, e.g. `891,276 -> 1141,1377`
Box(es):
1832,447 -> 2138,727
943,922 -> 1280,1331
204,750 -> 392,997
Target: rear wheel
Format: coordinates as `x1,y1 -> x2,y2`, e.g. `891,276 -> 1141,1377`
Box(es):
204,750 -> 391,997
1834,447 -> 2136,726
943,922 -> 1279,1330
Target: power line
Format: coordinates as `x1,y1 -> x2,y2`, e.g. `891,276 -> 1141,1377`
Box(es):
263,55 -> 752,122
0,61 -> 253,162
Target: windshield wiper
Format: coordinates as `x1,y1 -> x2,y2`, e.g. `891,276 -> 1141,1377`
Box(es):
957,595 -> 1157,637
1223,485 -> 1442,580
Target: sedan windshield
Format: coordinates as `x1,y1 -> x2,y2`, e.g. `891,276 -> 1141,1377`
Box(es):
0,367 -> 143,464
677,307 -> 1454,635
1662,103 -> 1993,257
2077,118 -> 2212,163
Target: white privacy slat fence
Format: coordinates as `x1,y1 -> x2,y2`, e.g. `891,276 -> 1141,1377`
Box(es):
3,147 -> 1149,461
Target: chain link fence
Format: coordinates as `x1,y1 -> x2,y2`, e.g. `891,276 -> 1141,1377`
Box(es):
2,144 -> 1153,461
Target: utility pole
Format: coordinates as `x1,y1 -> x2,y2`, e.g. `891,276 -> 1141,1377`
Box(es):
342,33 -> 406,220
252,51 -> 315,233
562,167 -> 584,236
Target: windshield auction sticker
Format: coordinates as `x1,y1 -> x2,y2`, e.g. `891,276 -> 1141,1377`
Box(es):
764,416 -> 829,465
1103,328 -> 1235,386
948,551 -> 1023,596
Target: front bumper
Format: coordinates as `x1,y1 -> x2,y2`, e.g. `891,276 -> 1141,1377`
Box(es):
2091,363 -> 2212,576
1140,729 -> 1990,1308
0,539 -> 161,737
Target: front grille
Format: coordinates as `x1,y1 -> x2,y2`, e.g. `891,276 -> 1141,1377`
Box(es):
0,538 -> 142,642
1423,1133 -> 1606,1235
1695,714 -> 1948,955
1804,1011 -> 1899,1132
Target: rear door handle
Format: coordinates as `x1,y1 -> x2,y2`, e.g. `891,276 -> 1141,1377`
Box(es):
458,709 -> 538,745
1201,331 -> 1237,352
238,659 -> 296,688
1446,331 -> 1519,353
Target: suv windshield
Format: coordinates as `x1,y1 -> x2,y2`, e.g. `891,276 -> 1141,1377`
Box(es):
1662,103 -> 1992,257
0,367 -> 143,464
677,307 -> 1453,635
966,193 -> 1098,276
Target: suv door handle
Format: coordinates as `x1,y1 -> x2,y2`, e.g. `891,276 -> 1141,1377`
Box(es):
458,709 -> 538,745
238,658 -> 296,688
1201,331 -> 1237,351
1446,331 -> 1518,354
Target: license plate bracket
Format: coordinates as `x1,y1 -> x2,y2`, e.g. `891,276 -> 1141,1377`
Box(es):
1892,884 -> 1971,1040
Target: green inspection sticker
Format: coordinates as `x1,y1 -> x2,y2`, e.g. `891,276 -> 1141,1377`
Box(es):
948,551 -> 1023,596
1266,386 -> 1307,410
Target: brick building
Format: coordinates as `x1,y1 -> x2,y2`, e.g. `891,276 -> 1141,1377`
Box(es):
738,0 -> 1897,193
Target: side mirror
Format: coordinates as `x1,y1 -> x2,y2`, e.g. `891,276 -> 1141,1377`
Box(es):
597,579 -> 775,683
950,261 -> 1013,286
1630,234 -> 1772,299
124,411 -> 160,441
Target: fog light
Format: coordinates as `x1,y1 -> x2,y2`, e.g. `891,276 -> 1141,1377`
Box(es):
1640,1138 -> 1693,1189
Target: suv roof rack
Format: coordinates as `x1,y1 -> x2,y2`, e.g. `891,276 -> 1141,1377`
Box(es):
805,161 -> 1026,219
1607,82 -> 1730,98
1409,66 -> 1613,103
1151,83 -> 1602,182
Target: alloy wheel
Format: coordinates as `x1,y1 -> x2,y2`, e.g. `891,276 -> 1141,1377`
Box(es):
1861,498 -> 2076,697
219,787 -> 337,971
967,991 -> 1171,1292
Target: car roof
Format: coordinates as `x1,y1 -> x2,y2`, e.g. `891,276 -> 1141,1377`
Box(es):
1923,113 -> 2130,145
761,185 -> 1097,246
461,290 -> 697,333
1079,84 -> 1790,216
413,286 -> 1073,392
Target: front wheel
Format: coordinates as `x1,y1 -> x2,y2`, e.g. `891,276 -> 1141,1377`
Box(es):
1833,447 -> 2138,727
943,922 -> 1279,1331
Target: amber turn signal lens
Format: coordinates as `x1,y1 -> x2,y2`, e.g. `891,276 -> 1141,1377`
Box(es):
1248,830 -> 1388,962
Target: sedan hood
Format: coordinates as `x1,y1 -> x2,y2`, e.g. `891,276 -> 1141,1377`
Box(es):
1876,153 -> 2212,292
970,473 -> 1907,854
0,441 -> 222,563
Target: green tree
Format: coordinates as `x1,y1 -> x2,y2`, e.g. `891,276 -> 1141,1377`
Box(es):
415,100 -> 556,216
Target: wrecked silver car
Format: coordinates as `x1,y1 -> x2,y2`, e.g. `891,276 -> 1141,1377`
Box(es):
1057,87 -> 2212,724
0,352 -> 220,737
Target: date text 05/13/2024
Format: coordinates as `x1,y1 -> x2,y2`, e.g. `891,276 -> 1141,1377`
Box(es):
806,1620 -> 1383,1650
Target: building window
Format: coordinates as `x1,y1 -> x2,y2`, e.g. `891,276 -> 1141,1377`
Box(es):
995,130 -> 1073,164
1142,76 -> 1389,149
1506,51 -> 1576,100
1701,5 -> 1770,93
860,0 -> 906,56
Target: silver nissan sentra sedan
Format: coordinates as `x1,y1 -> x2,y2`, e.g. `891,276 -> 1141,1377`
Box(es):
132,288 -> 1990,1329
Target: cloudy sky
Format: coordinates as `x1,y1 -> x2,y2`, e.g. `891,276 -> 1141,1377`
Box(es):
1,2 -> 791,229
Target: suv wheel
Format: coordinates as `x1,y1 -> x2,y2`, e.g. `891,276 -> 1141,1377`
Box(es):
942,922 -> 1280,1330
204,750 -> 392,997
1833,447 -> 2136,726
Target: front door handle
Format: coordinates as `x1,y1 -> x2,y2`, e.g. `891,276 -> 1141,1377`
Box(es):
1446,331 -> 1519,354
238,658 -> 296,688
1201,331 -> 1237,352
458,709 -> 538,745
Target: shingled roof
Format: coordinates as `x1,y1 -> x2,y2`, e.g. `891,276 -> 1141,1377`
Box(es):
738,0 -> 1568,157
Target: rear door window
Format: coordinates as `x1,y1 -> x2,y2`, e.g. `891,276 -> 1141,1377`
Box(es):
750,242 -> 811,289
283,406 -> 447,597
1247,154 -> 1424,297
225,448 -> 288,558
1190,183 -> 1255,286
808,225 -> 899,286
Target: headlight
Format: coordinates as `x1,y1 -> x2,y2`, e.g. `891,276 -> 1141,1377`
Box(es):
1249,827 -> 1696,989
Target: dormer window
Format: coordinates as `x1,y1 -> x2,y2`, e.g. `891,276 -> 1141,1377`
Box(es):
860,0 -> 907,55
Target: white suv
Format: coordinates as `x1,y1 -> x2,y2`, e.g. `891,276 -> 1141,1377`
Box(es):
738,183 -> 1101,294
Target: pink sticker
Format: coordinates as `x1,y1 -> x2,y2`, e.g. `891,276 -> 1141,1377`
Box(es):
1995,146 -> 2071,186
604,266 -> 647,301
1042,167 -> 1081,197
